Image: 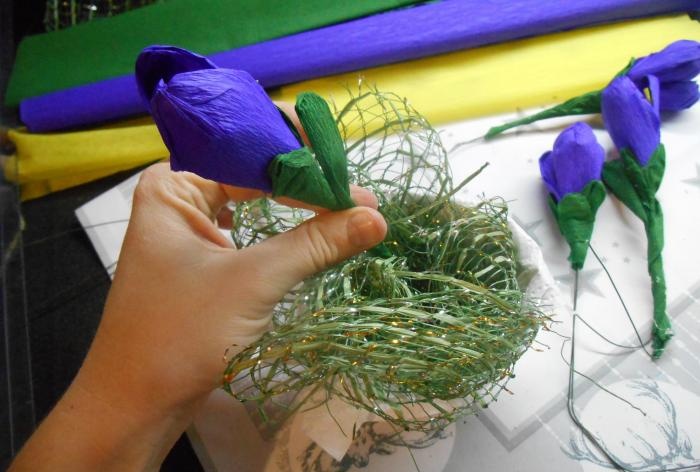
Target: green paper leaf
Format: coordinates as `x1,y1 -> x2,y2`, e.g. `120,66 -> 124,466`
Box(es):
643,145 -> 666,194
273,95 -> 392,257
295,92 -> 354,209
603,158 -> 646,220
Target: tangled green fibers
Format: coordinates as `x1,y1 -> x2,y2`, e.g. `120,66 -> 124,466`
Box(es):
223,88 -> 545,431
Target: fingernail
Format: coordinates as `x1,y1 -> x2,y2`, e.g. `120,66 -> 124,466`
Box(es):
348,210 -> 381,248
350,187 -> 379,209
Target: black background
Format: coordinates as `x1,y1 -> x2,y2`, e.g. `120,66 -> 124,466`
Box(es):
1,1 -> 204,469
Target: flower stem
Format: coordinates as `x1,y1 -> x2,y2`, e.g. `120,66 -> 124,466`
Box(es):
602,146 -> 672,358
644,200 -> 672,358
485,90 -> 602,139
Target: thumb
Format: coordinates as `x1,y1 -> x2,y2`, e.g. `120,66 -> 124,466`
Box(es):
243,206 -> 387,295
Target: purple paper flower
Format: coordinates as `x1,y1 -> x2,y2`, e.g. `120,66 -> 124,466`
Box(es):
135,45 -> 301,191
602,76 -> 660,167
539,122 -> 605,201
627,40 -> 700,112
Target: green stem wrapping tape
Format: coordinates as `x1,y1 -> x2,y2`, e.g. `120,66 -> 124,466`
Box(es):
5,0 -> 418,105
486,90 -> 603,139
602,146 -> 672,358
548,180 -> 606,270
644,200 -> 671,358
486,60 -> 636,139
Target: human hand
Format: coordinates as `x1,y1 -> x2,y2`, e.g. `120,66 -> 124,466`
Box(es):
83,162 -> 386,413
10,107 -> 386,472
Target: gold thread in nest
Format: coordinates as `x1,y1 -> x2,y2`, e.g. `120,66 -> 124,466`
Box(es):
223,87 -> 546,431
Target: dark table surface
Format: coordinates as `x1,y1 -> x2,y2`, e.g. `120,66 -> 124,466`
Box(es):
1,1 -> 204,469
1,168 -> 207,471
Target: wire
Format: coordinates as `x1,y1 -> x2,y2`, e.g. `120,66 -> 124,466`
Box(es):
567,264 -> 700,472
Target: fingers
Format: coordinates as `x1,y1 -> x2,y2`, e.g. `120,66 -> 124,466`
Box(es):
144,161 -> 379,239
215,184 -> 379,230
236,206 -> 387,296
270,184 -> 378,213
139,162 -> 373,222
215,205 -> 234,229
348,185 -> 379,210
138,163 -> 230,218
220,183 -> 378,211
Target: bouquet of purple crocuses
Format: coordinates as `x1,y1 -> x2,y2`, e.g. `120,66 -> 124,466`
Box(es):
536,40 -> 700,358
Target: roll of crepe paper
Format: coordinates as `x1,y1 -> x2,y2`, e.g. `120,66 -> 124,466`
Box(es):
7,15 -> 700,200
18,0 -> 700,132
5,0 -> 419,106
3,120 -> 166,200
270,15 -> 700,130
19,165 -> 156,202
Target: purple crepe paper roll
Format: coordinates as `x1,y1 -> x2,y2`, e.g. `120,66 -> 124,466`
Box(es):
20,0 -> 700,132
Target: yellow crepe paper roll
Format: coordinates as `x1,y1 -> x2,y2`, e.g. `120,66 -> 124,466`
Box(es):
6,15 -> 700,200
4,119 -> 165,196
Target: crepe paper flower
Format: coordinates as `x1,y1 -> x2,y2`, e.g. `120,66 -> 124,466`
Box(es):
485,39 -> 700,139
540,123 -> 606,270
135,45 -> 353,211
627,40 -> 700,112
600,76 -> 672,359
602,76 -> 660,166
136,45 -> 299,192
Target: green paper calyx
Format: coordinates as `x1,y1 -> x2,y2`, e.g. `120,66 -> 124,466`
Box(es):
268,147 -> 341,209
548,180 -> 606,270
269,91 -> 391,255
269,92 -> 354,210
602,144 -> 672,358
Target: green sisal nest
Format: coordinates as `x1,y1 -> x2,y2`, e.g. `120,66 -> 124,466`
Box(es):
223,88 -> 545,431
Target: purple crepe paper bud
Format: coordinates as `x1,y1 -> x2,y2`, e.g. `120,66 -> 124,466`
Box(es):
627,40 -> 700,112
539,122 -> 604,201
135,45 -> 301,191
602,76 -> 660,167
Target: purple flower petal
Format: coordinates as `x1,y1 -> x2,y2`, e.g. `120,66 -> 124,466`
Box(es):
554,123 -> 605,198
628,40 -> 700,83
602,76 -> 660,166
659,80 -> 700,111
136,46 -> 301,191
135,45 -> 216,110
539,151 -> 561,200
539,123 -> 604,201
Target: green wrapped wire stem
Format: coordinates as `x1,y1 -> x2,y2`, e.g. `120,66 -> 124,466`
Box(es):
223,88 -> 545,431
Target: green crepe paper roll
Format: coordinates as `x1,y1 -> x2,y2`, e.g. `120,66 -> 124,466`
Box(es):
5,0 -> 419,105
